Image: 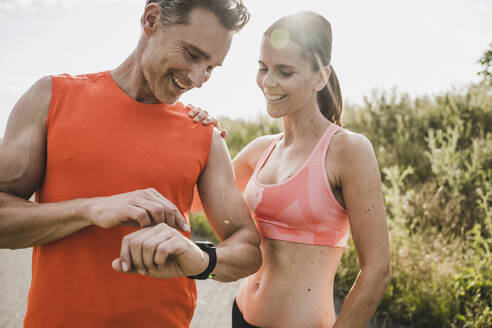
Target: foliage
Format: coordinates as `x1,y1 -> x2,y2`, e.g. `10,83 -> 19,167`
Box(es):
338,82 -> 492,327
344,83 -> 492,236
190,212 -> 219,243
478,43 -> 492,84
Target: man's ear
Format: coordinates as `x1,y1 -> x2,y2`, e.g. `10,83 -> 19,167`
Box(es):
315,66 -> 331,92
142,3 -> 162,35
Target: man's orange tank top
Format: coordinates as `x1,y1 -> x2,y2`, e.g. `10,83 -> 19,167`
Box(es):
24,71 -> 213,327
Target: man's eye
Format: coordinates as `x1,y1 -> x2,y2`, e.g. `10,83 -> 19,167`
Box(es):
258,67 -> 268,72
185,49 -> 199,60
280,71 -> 293,77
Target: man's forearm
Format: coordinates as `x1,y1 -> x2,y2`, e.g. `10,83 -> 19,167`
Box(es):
212,225 -> 262,282
0,192 -> 91,249
333,266 -> 391,328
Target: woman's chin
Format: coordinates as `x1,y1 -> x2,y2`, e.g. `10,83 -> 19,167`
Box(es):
266,106 -> 286,119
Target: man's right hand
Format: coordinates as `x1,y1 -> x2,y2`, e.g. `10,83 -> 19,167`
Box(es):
86,188 -> 189,232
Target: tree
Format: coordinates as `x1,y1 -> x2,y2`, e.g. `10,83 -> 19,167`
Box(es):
478,43 -> 492,84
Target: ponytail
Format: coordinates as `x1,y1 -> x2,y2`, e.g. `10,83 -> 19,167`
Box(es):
317,65 -> 342,126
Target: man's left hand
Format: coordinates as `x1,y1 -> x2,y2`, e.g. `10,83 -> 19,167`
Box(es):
112,223 -> 209,278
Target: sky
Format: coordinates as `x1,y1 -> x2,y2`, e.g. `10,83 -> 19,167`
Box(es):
0,0 -> 491,137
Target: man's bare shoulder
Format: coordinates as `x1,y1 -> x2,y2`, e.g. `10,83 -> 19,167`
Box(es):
28,76 -> 52,100
0,76 -> 52,198
17,76 -> 52,125
3,76 -> 51,137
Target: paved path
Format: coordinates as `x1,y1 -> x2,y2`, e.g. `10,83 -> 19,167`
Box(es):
0,248 -> 399,327
0,248 -> 31,328
0,248 -> 241,328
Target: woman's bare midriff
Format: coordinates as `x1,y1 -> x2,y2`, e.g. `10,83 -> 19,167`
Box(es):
236,238 -> 344,328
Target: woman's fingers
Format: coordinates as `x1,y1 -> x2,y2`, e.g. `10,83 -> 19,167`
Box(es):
194,109 -> 209,122
186,105 -> 226,138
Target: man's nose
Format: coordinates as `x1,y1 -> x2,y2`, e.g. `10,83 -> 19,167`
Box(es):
188,66 -> 208,89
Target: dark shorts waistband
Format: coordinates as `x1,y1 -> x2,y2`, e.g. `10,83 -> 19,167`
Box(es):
232,298 -> 260,328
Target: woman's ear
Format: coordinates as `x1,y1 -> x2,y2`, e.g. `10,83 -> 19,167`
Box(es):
314,66 -> 331,92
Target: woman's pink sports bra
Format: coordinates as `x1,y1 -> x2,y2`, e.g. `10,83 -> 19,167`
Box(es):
243,124 -> 350,247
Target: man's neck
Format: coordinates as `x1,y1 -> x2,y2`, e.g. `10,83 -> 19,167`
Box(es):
111,51 -> 161,104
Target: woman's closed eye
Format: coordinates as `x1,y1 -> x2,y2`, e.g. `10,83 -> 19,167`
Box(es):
279,70 -> 294,77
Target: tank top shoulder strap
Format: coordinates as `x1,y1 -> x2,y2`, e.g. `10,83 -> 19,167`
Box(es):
306,123 -> 340,166
252,135 -> 282,177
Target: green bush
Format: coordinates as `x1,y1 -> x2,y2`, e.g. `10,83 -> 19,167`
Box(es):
190,212 -> 219,244
338,81 -> 492,327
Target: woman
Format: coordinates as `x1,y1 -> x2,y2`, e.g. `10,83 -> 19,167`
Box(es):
192,11 -> 390,328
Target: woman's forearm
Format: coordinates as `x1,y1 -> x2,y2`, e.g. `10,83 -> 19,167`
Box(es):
333,265 -> 391,328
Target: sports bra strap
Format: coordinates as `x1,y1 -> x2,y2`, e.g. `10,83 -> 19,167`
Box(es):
305,123 -> 340,166
253,124 -> 339,177
252,135 -> 282,178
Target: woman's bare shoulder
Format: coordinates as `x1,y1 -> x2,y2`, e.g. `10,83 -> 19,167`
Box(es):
247,134 -> 280,151
329,128 -> 376,173
234,134 -> 280,169
332,128 -> 372,150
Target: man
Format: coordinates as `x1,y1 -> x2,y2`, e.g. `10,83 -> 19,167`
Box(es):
0,1 -> 261,327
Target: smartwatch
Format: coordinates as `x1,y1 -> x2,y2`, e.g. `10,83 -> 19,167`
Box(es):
187,241 -> 217,280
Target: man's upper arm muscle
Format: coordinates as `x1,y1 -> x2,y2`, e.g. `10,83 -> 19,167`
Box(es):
197,128 -> 256,240
0,76 -> 51,199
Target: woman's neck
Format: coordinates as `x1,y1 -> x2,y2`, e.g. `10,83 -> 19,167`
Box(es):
281,102 -> 331,147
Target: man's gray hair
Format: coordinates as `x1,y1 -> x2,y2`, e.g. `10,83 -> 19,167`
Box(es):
145,0 -> 250,32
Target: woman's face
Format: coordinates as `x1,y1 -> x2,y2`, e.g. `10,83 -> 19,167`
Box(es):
256,35 -> 321,118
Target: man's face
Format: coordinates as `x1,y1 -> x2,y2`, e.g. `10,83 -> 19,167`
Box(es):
141,7 -> 233,104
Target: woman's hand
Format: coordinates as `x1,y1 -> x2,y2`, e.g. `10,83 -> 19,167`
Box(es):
186,104 -> 227,138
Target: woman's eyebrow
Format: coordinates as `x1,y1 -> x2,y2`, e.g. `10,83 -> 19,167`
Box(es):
277,64 -> 296,70
258,61 -> 295,70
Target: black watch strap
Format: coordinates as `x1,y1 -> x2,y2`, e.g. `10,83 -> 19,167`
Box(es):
187,241 -> 217,280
